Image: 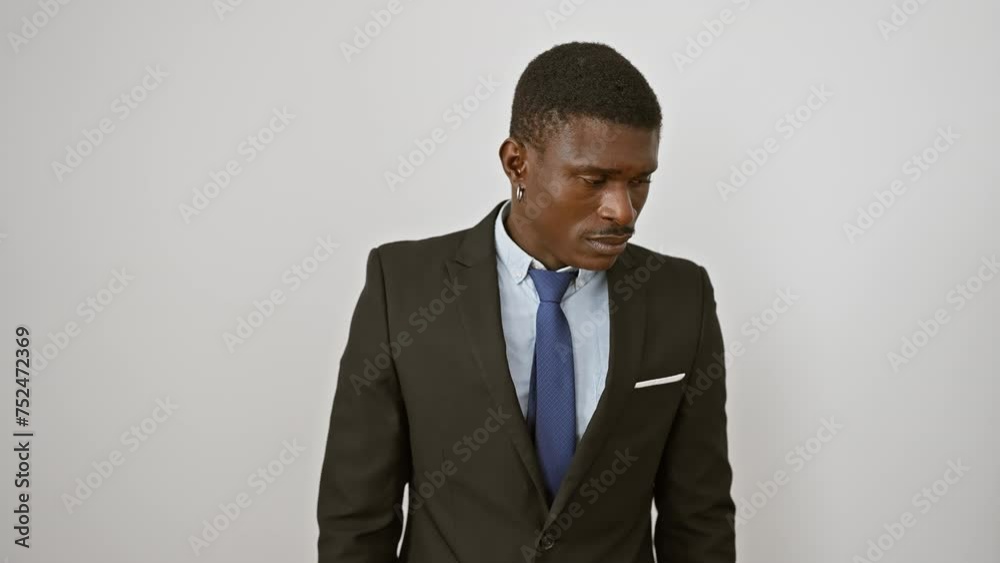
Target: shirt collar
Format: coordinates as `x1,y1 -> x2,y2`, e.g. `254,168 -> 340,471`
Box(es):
494,199 -> 598,291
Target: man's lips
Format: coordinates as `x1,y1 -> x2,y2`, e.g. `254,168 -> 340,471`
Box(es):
585,234 -> 632,255
587,234 -> 632,244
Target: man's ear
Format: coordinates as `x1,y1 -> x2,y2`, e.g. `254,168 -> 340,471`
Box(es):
499,137 -> 529,186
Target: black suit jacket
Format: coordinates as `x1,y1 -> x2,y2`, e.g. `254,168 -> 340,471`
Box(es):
317,200 -> 736,562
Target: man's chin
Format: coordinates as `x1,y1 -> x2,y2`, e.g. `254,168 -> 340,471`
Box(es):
576,249 -> 621,271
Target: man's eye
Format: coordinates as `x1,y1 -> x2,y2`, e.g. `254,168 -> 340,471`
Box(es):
631,177 -> 653,185
582,177 -> 606,186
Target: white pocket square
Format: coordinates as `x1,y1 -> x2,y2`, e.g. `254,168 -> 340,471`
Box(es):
634,373 -> 686,388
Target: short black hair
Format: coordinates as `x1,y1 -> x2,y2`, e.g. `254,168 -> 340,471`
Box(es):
509,41 -> 662,151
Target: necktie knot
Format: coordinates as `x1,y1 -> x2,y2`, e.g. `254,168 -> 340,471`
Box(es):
528,269 -> 578,303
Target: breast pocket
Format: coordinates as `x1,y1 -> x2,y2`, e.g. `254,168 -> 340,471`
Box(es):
613,369 -> 689,463
633,371 -> 686,389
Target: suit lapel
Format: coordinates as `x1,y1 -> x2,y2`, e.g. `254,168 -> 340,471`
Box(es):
446,200 -> 550,519
445,200 -> 647,524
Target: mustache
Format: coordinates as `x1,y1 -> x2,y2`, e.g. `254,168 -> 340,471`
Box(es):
589,227 -> 634,237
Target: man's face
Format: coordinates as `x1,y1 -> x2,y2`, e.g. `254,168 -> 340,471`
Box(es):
507,116 -> 659,271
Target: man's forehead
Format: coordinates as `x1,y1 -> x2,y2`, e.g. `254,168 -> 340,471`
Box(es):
555,115 -> 627,140
542,116 -> 659,168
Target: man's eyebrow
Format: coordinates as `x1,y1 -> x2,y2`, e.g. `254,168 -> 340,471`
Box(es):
572,165 -> 658,176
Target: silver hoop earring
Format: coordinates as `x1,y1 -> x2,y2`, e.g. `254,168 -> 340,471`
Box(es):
516,184 -> 525,202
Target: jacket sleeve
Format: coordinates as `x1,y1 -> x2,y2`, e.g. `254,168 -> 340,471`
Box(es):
317,246 -> 410,563
653,265 -> 736,562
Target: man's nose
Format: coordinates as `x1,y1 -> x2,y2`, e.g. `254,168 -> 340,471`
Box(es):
599,185 -> 637,227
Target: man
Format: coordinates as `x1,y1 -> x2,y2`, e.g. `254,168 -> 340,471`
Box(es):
317,41 -> 736,562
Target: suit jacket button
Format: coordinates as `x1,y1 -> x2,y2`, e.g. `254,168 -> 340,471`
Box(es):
539,532 -> 556,550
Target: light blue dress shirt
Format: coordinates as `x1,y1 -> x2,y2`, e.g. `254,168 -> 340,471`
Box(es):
493,199 -> 610,440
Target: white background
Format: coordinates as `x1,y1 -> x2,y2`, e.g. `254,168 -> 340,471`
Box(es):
1,0 -> 997,561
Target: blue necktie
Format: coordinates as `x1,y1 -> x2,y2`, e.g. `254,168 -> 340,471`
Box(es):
526,268 -> 578,501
